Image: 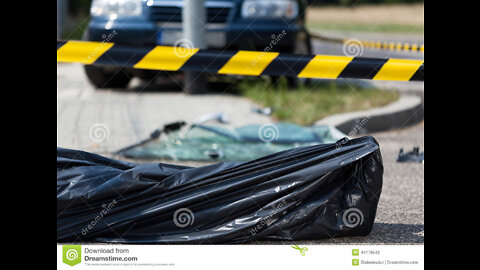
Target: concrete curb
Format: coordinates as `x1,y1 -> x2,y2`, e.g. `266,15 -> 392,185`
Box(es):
315,94 -> 424,135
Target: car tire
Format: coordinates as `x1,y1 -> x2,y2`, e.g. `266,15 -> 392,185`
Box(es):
84,65 -> 132,89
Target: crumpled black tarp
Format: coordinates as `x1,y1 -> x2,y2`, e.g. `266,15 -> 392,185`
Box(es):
57,136 -> 383,244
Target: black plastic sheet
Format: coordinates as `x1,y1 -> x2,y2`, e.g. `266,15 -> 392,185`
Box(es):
57,136 -> 383,244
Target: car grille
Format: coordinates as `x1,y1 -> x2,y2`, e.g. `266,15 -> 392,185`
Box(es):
150,6 -> 232,23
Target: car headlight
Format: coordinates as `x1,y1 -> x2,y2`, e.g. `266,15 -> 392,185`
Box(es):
91,0 -> 143,18
241,0 -> 299,20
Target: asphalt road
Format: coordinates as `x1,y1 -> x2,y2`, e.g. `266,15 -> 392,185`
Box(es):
310,31 -> 425,60
57,63 -> 273,154
57,37 -> 424,245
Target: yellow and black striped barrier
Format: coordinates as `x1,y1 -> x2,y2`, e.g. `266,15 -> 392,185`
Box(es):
57,40 -> 424,82
346,38 -> 424,53
310,33 -> 424,53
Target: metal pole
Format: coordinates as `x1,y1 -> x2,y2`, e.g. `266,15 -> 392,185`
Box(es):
183,0 -> 207,94
57,0 -> 68,39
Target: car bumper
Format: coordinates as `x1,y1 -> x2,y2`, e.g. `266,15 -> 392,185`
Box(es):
87,19 -> 302,51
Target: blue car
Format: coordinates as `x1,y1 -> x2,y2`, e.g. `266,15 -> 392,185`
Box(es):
83,0 -> 310,89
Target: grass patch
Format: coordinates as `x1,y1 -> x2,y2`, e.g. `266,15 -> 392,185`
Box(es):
307,22 -> 424,34
238,78 -> 399,125
306,4 -> 424,34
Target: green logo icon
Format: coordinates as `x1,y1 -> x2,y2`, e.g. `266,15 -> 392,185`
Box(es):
352,259 -> 359,266
352,249 -> 359,256
63,245 -> 81,266
291,244 -> 308,256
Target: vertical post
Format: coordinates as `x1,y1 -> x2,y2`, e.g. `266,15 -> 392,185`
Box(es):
183,0 -> 207,94
57,0 -> 68,39
57,0 -> 63,38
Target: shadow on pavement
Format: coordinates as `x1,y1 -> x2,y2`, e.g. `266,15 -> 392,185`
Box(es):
363,223 -> 424,244
127,80 -> 240,95
61,223 -> 424,246
250,223 -> 424,245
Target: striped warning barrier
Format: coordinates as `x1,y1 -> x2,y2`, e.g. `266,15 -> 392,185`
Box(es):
350,39 -> 424,53
310,33 -> 424,53
57,40 -> 424,82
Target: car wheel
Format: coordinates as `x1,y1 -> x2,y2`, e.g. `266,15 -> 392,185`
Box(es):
84,65 -> 132,89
